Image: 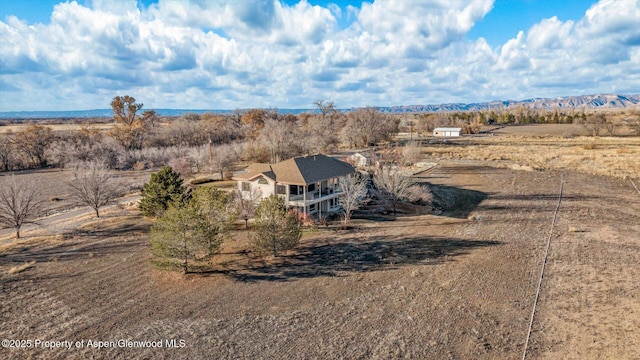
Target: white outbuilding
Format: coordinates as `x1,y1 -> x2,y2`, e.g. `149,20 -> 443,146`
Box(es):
433,127 -> 462,137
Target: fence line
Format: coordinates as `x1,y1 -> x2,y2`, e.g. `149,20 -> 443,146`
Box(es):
630,178 -> 640,195
522,173 -> 564,360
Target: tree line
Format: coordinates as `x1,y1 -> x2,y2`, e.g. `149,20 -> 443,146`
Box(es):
3,96 -> 639,173
410,107 -> 640,135
0,97 -> 398,174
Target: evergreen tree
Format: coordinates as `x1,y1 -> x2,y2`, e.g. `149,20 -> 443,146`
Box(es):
191,187 -> 237,255
150,202 -> 219,274
139,166 -> 187,217
251,195 -> 301,257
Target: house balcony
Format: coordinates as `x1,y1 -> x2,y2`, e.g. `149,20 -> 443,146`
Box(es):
287,189 -> 341,206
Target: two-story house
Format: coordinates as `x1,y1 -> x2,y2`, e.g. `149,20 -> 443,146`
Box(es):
233,154 -> 356,217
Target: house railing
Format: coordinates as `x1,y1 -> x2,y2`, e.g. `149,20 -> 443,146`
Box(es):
288,188 -> 341,202
289,194 -> 304,201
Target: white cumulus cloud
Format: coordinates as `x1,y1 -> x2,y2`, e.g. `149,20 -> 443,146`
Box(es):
0,0 -> 638,111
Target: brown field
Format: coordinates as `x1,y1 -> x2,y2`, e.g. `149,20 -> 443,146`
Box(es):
0,123 -> 114,134
1,126 -> 639,359
483,123 -> 636,137
419,125 -> 640,179
0,169 -> 151,220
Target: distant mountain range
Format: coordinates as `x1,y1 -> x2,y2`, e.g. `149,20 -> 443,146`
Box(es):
376,94 -> 640,113
1,94 -> 638,119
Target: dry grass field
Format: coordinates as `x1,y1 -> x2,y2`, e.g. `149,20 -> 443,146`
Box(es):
1,125 -> 639,359
421,127 -> 640,179
0,123 -> 114,134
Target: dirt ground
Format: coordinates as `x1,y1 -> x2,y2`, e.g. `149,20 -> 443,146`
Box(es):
0,168 -> 151,219
1,157 -> 638,359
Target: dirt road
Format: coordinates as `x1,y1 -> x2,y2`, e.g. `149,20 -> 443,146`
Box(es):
0,194 -> 140,246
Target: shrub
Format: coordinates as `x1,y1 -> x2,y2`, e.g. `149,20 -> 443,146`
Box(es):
133,161 -> 147,171
168,157 -> 193,178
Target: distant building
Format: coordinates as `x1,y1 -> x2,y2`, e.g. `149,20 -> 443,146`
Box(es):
433,127 -> 462,137
233,154 -> 355,217
347,152 -> 379,168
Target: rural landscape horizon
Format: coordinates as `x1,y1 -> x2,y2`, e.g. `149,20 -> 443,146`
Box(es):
1,93 -> 640,119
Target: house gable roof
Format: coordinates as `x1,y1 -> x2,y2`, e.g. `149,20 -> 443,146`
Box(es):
236,163 -> 275,181
234,154 -> 355,185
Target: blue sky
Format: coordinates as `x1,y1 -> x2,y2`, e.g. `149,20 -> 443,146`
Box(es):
1,0 -> 638,111
0,0 -> 596,47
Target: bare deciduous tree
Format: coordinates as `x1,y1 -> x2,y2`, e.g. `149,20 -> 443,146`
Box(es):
0,135 -> 15,171
255,117 -> 306,164
582,113 -> 606,137
165,116 -> 202,147
67,162 -> 119,218
0,174 -> 43,238
314,99 -> 337,122
604,118 -> 619,136
13,125 -> 53,168
338,172 -> 369,226
305,112 -> 341,154
109,95 -> 158,150
400,141 -> 423,167
341,107 -> 398,148
373,165 -> 416,215
188,145 -> 209,174
210,143 -> 242,180
201,113 -> 243,144
233,188 -> 261,229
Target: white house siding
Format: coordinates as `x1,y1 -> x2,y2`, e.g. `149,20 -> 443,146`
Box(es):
433,128 -> 462,137
234,154 -> 355,217
238,177 -> 272,200
255,177 -> 273,199
240,177 -> 343,217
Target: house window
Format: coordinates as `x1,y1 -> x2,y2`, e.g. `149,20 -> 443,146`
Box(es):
276,184 -> 286,195
307,183 -> 315,192
290,185 -> 302,195
241,182 -> 251,192
258,177 -> 268,185
309,203 -> 316,212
